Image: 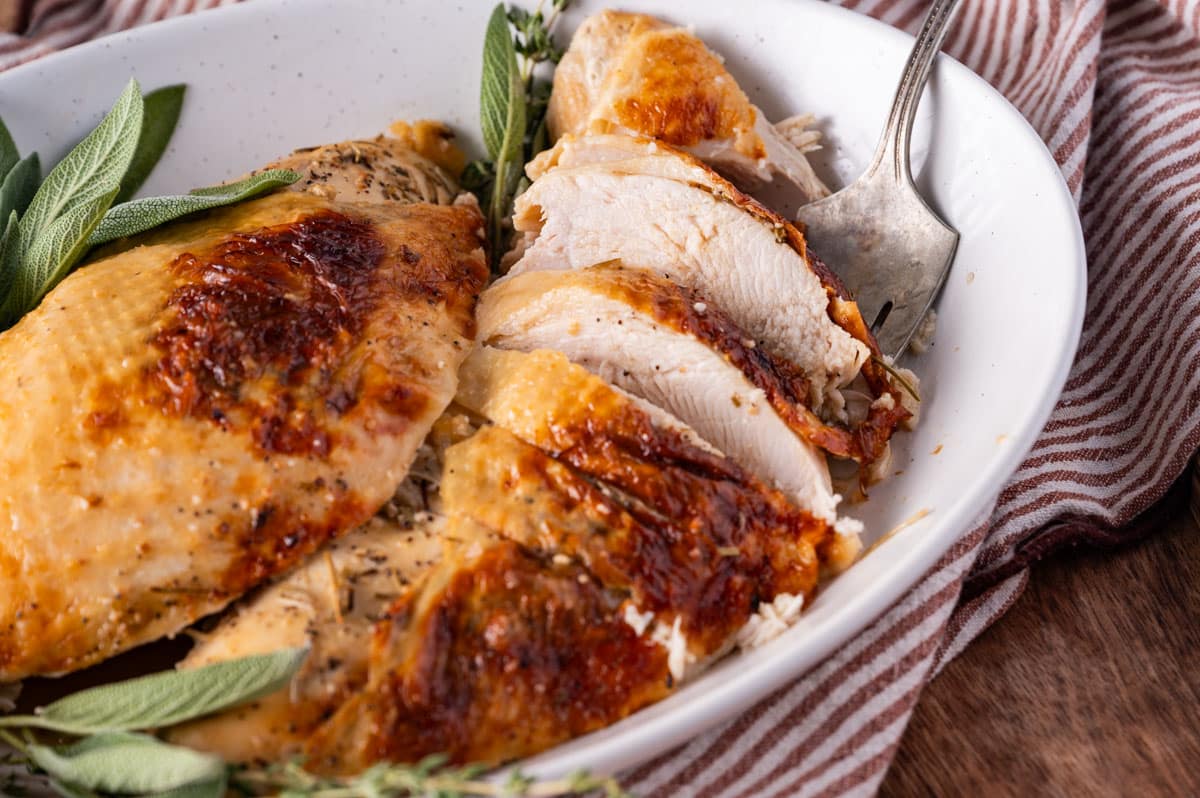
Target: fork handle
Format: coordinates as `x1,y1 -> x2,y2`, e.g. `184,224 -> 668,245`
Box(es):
867,0 -> 964,186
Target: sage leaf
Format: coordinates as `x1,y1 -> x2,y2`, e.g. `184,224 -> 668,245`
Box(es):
52,773 -> 228,798
17,181 -> 118,310
90,168 -> 301,246
28,733 -> 224,795
480,4 -> 524,163
19,78 -> 142,237
0,153 -> 41,224
0,116 -> 19,179
0,647 -> 306,735
117,84 -> 187,203
479,3 -> 526,263
188,170 -> 301,197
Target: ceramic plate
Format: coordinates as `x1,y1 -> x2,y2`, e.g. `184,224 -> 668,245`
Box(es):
0,0 -> 1086,778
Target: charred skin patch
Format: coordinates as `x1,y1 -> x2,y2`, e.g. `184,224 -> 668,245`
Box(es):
149,212 -> 386,456
306,540 -> 672,770
588,265 -> 910,467
520,388 -> 825,621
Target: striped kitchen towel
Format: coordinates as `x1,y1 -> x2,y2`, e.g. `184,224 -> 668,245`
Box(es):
2,1 -> 1197,796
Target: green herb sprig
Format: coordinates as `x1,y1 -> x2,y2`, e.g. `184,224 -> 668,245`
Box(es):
0,78 -> 301,332
466,0 -> 571,269
0,649 -> 631,798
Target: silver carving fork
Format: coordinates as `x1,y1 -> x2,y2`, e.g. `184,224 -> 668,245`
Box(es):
796,0 -> 963,357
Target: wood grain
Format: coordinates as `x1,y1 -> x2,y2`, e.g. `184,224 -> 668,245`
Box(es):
881,497 -> 1200,797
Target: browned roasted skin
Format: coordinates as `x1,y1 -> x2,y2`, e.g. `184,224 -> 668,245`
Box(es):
546,11 -> 830,200
0,190 -> 486,680
446,425 -> 822,647
303,351 -> 830,771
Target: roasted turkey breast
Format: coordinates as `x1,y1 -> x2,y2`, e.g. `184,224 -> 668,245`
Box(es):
166,411 -> 476,763
478,267 -> 845,523
0,139 -> 487,680
548,9 -> 829,199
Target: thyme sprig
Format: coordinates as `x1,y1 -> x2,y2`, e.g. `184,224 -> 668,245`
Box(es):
230,756 -> 631,798
871,354 -> 921,402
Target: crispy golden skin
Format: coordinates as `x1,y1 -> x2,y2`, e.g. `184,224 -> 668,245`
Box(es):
547,11 -> 830,199
0,188 -> 486,680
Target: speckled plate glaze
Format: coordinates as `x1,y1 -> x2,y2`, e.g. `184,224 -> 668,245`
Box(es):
0,0 -> 1085,779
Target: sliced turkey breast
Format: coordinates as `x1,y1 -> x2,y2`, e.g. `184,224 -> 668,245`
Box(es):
510,133 -> 885,410
478,267 -> 905,522
547,9 -> 829,200
458,345 -> 864,576
473,287 -> 834,520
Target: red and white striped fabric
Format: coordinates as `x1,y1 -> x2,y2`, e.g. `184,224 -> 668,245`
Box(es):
0,0 -> 240,71
4,0 -> 1197,795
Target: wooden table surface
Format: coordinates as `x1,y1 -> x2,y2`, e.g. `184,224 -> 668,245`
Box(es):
879,480 -> 1200,796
